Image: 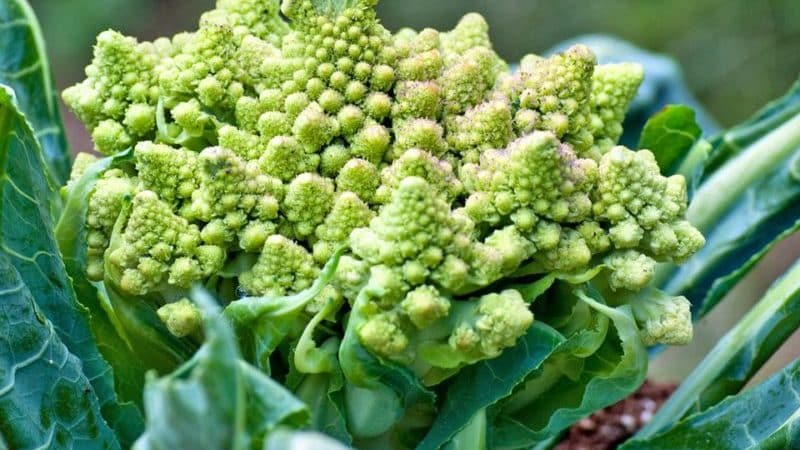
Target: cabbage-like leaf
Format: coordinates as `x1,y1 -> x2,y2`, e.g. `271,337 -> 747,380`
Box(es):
623,356 -> 800,450
490,289 -> 647,449
0,0 -> 70,183
0,84 -> 143,445
0,255 -> 121,449
416,322 -> 564,450
133,289 -> 309,450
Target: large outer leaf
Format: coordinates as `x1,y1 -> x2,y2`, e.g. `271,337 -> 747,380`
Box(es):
0,254 -> 120,450
622,357 -> 800,450
416,322 -> 564,450
0,85 -> 143,444
490,291 -> 647,449
639,257 -> 800,438
0,0 -> 70,183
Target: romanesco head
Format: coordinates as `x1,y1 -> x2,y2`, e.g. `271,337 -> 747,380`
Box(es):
65,0 -> 705,381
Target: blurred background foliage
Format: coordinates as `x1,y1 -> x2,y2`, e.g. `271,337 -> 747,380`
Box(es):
28,0 -> 800,383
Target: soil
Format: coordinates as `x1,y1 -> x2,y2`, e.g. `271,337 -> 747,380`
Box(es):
555,380 -> 677,450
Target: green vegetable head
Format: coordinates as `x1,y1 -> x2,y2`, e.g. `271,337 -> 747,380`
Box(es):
62,0 -> 703,398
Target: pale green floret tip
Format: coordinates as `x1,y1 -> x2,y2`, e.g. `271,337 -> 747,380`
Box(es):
630,291 -> 693,346
605,250 -> 656,291
157,298 -> 203,338
240,234 -> 319,296
587,63 -> 644,159
448,289 -> 533,360
401,285 -> 451,329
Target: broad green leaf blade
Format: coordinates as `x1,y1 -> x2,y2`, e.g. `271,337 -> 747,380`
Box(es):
416,322 -> 564,450
292,371 -> 351,444
639,257 -> 800,438
0,254 -> 121,450
0,85 -> 143,445
622,357 -> 800,450
491,291 -> 647,449
638,105 -> 702,174
133,289 -> 310,450
0,0 -> 70,183
703,77 -> 800,180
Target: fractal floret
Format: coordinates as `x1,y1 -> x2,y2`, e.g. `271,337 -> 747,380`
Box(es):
64,0 -> 704,402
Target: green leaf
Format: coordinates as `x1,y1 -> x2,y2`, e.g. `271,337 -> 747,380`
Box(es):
0,85 -> 143,445
0,0 -> 70,183
338,290 -> 436,439
0,254 -> 121,450
622,356 -> 800,450
133,288 -> 310,450
264,429 -> 351,450
639,258 -> 800,438
416,322 -> 564,450
490,290 -> 647,449
223,248 -> 345,372
638,105 -> 702,175
292,371 -> 351,444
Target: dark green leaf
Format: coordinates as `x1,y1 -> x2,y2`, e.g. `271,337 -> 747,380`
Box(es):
133,288 -> 309,450
0,254 -> 121,450
416,322 -> 564,450
640,258 -> 800,437
0,0 -> 70,183
490,291 -> 647,449
638,105 -> 702,174
623,357 -> 800,450
0,85 -> 143,445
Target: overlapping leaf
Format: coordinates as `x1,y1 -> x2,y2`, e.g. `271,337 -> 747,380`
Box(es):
0,255 -> 120,450
623,357 -> 800,450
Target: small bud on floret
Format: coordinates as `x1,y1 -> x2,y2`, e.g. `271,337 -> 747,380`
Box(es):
157,298 -> 202,338
630,291 -> 693,346
605,250 -> 656,291
240,234 -> 319,296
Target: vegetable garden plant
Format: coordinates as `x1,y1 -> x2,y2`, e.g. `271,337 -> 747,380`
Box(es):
1,0 -> 800,448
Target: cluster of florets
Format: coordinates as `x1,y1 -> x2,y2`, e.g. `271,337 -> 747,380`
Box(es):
65,0 -> 704,370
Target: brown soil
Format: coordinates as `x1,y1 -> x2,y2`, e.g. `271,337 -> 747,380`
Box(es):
555,380 -> 676,450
